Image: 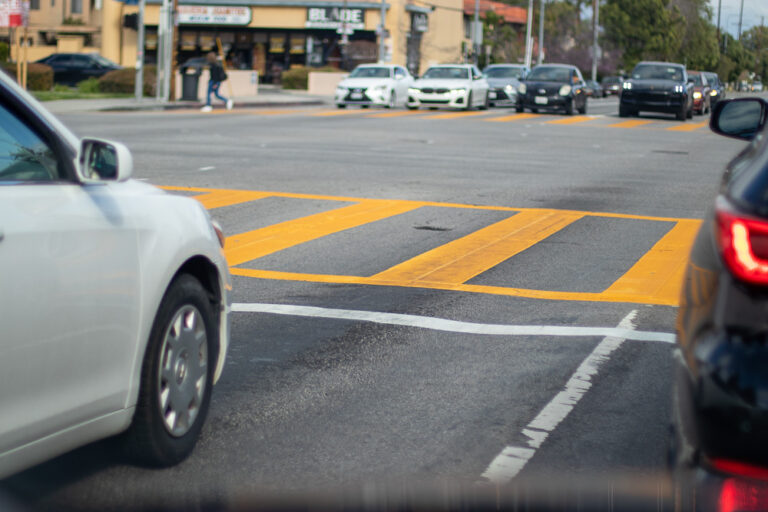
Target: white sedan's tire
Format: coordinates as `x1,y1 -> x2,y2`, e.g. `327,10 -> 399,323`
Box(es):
121,274 -> 217,467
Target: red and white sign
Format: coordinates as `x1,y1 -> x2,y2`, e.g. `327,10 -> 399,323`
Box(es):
177,5 -> 251,25
0,0 -> 28,27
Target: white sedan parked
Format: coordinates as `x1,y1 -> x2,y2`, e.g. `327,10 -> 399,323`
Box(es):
407,64 -> 490,110
335,64 -> 414,108
0,70 -> 231,478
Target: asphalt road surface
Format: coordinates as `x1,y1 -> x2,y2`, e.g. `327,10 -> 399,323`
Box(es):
1,95 -> 751,510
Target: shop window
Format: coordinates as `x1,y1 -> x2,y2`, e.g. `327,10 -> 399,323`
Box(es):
181,31 -> 197,51
199,32 -> 215,51
290,35 -> 305,54
71,0 -> 82,14
30,0 -> 39,10
269,34 -> 285,53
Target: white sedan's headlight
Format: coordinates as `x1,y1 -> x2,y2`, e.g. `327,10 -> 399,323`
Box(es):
693,91 -> 702,99
450,88 -> 468,96
504,84 -> 515,94
559,85 -> 572,96
518,83 -> 527,94
408,87 -> 420,94
335,86 -> 347,94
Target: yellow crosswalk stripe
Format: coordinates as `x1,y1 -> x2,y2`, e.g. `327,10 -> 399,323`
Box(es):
546,115 -> 595,125
368,110 -> 428,118
667,121 -> 709,132
485,113 -> 540,122
312,109 -> 371,116
609,120 -> 653,128
422,111 -> 491,120
371,210 -> 584,286
224,200 -> 422,266
189,190 -> 271,209
602,219 -> 701,304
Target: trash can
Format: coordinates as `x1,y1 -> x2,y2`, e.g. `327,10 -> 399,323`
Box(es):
180,65 -> 201,101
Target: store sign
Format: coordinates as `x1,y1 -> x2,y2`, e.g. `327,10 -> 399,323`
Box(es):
305,7 -> 365,30
178,6 -> 251,26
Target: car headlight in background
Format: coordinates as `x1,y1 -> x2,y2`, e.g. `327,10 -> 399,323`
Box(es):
559,85 -> 572,96
622,81 -> 632,90
674,85 -> 685,93
335,86 -> 347,95
693,91 -> 702,99
504,84 -> 515,94
450,88 -> 468,96
518,83 -> 527,94
710,90 -> 719,96
408,87 -> 420,95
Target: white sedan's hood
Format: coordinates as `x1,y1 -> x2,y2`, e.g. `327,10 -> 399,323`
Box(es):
339,77 -> 392,88
413,78 -> 472,89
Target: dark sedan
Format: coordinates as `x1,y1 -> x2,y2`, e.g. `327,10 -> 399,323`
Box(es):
585,80 -> 604,98
516,64 -> 588,115
35,53 -> 122,86
672,98 -> 768,511
704,71 -> 726,107
619,61 -> 693,121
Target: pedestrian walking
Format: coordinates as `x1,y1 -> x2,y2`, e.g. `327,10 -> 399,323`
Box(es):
201,52 -> 233,112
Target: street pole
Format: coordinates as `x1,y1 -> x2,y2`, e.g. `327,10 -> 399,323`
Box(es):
591,0 -> 598,81
473,0 -> 479,65
738,0 -> 744,41
378,0 -> 386,62
524,0 -> 533,69
537,0 -> 544,65
716,0 -> 721,49
135,0 -> 145,101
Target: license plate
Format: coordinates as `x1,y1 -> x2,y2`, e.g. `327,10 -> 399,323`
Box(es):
489,92 -> 497,99
535,96 -> 548,105
351,92 -> 363,100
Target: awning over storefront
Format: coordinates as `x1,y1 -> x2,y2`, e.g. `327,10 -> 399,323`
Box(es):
146,0 -> 388,8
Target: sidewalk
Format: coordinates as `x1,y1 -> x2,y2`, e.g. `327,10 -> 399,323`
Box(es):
42,85 -> 333,114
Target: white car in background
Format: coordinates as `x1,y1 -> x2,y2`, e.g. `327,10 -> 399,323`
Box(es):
407,64 -> 490,110
0,70 -> 231,478
335,64 -> 414,109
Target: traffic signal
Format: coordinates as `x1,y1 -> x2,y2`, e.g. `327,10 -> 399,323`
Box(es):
123,13 -> 138,30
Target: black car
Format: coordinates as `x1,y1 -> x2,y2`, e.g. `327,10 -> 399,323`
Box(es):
516,64 -> 588,115
619,61 -> 693,121
585,80 -> 604,98
601,75 -> 623,95
672,98 -> 768,510
704,71 -> 726,108
35,53 -> 122,86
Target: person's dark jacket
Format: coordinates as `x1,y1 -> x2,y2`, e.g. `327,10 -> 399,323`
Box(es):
210,62 -> 227,83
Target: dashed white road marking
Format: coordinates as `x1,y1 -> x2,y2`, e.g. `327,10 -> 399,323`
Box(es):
199,166 -> 215,172
231,303 -> 674,344
479,309 -> 640,485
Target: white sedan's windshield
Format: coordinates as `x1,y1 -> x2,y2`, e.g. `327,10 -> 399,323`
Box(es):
349,67 -> 391,78
422,67 -> 470,80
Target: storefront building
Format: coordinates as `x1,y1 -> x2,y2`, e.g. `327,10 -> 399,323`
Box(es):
6,0 -> 467,79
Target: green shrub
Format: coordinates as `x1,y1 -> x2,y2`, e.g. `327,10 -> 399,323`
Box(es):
53,83 -> 71,92
0,43 -> 9,63
98,66 -> 157,96
1,62 -> 54,90
77,77 -> 100,93
281,65 -> 338,90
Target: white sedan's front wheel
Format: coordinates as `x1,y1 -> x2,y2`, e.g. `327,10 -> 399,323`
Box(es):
122,274 -> 217,467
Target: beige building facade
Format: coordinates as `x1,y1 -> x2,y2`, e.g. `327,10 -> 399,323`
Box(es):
5,0 -> 465,78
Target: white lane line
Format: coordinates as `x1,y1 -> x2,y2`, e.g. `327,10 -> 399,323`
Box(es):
231,303 -> 674,344
479,310 -> 639,485
199,166 -> 215,172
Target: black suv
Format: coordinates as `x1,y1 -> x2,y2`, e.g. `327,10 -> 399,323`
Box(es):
619,61 -> 693,121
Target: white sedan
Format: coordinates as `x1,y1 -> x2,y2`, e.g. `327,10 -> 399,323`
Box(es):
335,64 -> 414,109
0,70 -> 231,478
406,64 -> 490,110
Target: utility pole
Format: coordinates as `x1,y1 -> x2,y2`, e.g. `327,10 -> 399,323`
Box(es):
134,0 -> 145,101
473,0 -> 479,65
524,0 -> 533,69
738,0 -> 744,41
716,0 -> 721,49
537,0 -> 544,65
591,0 -> 598,81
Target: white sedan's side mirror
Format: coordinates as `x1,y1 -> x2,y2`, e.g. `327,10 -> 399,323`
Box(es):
78,138 -> 133,183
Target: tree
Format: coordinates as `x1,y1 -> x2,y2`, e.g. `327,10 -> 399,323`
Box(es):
601,0 -> 684,71
670,0 -> 719,70
742,26 -> 768,83
482,10 -> 524,66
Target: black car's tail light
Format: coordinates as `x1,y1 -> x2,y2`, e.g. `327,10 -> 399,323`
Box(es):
719,477 -> 768,512
716,204 -> 768,285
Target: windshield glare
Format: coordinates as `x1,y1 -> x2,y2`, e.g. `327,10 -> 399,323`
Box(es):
349,67 -> 391,78
632,65 -> 683,81
527,67 -> 571,83
485,67 -> 524,79
422,67 -> 470,80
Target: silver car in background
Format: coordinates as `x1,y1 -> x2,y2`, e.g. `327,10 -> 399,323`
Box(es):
0,70 -> 231,478
483,63 -> 529,108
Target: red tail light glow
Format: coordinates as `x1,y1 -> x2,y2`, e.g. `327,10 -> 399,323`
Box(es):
716,206 -> 768,285
719,478 -> 768,512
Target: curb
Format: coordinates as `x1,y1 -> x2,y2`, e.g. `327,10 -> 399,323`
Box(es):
99,99 -> 329,112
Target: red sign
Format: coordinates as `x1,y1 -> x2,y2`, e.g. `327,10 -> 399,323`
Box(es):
0,0 -> 26,27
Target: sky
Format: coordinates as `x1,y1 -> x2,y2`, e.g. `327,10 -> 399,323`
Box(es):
710,0 -> 768,37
